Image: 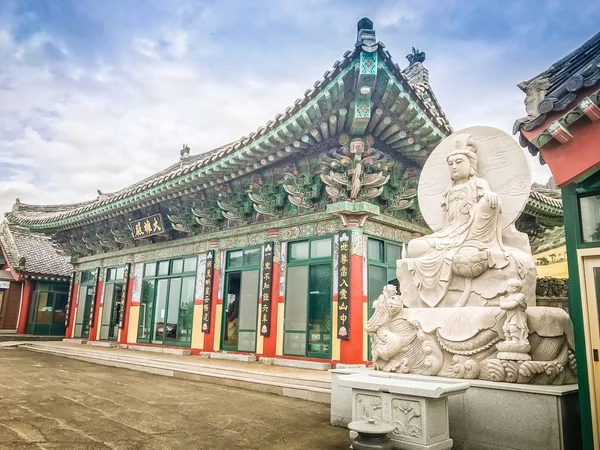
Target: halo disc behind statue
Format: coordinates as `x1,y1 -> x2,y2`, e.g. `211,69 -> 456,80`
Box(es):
418,126 -> 532,232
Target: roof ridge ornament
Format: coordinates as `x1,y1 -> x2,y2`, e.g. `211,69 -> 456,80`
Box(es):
356,17 -> 377,52
406,47 -> 426,65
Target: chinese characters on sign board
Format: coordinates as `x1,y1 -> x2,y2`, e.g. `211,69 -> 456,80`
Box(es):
117,263 -> 131,329
201,250 -> 215,333
260,242 -> 274,337
130,214 -> 166,239
337,232 -> 351,339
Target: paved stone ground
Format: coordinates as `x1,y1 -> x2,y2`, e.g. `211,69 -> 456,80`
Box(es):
0,349 -> 348,450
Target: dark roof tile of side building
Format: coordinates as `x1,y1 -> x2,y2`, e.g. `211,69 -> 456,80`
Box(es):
514,30 -> 600,134
0,221 -> 72,279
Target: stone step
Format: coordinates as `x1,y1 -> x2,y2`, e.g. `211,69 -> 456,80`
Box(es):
88,341 -> 117,348
271,358 -> 332,371
63,338 -> 88,344
203,352 -> 256,362
21,344 -> 331,402
0,334 -> 63,342
40,344 -> 331,390
126,344 -> 191,355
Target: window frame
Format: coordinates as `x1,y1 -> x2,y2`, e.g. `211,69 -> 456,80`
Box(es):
221,246 -> 262,352
283,236 -> 333,359
137,255 -> 198,347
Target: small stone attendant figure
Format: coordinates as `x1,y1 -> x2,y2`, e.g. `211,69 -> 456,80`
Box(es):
500,279 -> 529,346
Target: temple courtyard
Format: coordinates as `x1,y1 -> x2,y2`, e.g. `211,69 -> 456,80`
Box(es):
0,349 -> 347,450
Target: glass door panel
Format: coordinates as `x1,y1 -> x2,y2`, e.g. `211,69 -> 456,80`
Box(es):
177,276 -> 195,345
100,284 -> 114,340
223,272 -> 241,349
238,270 -> 259,352
52,292 -> 67,335
74,286 -> 92,338
307,264 -> 332,358
138,280 -> 155,341
583,257 -> 600,446
164,278 -> 182,345
367,265 -> 387,360
153,279 -> 169,343
109,284 -> 122,340
284,266 -> 309,356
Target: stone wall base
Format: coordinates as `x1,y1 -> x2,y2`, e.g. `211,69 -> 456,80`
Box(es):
331,370 -> 581,450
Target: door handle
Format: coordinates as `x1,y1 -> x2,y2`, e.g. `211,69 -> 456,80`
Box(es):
594,349 -> 599,362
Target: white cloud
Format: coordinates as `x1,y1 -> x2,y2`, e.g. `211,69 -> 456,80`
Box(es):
0,1 -> 576,221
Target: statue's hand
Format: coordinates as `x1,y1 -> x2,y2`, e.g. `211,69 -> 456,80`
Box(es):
484,191 -> 499,209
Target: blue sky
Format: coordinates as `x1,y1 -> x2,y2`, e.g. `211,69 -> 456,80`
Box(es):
1,0 -> 599,216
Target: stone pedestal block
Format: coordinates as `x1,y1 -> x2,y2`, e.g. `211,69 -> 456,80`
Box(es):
331,370 -> 581,450
339,372 -> 469,450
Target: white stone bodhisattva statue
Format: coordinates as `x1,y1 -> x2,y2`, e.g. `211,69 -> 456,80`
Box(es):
366,126 -> 577,385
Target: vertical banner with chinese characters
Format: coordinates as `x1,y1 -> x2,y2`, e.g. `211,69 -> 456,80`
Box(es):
260,242 -> 274,336
117,263 -> 131,329
64,271 -> 76,327
88,267 -> 101,327
337,231 -> 351,339
201,250 -> 215,333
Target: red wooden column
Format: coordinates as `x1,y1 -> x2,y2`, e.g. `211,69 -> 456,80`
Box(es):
16,279 -> 35,335
339,238 -> 364,364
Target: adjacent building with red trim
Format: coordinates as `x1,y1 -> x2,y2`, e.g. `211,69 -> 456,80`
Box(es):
514,30 -> 600,450
0,220 -> 72,335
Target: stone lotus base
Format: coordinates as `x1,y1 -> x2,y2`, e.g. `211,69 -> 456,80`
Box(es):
331,370 -> 581,450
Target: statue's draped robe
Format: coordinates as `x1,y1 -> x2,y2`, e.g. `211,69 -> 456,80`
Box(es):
407,177 -> 506,306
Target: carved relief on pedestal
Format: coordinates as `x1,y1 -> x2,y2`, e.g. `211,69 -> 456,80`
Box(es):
355,394 -> 383,422
391,399 -> 422,439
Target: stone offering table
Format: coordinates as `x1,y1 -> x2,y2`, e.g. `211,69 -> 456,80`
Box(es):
339,371 -> 470,450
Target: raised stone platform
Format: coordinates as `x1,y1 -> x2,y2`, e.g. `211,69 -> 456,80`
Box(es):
88,341 -> 117,348
331,369 -> 580,450
202,352 -> 256,362
127,344 -> 191,356
62,338 -> 88,345
272,358 -> 332,371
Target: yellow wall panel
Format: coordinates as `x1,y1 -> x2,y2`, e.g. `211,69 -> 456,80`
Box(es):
96,306 -> 103,340
276,306 -> 284,356
191,304 -> 204,350
256,307 -> 264,355
213,304 -> 222,351
332,304 -> 340,361
127,306 -> 139,344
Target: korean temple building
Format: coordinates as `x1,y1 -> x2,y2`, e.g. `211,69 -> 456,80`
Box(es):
514,30 -> 600,449
5,19 -> 564,368
0,221 -> 71,335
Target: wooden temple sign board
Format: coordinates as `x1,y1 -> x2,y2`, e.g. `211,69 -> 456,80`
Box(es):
130,213 -> 165,239
337,231 -> 351,339
117,263 -> 130,329
260,242 -> 274,337
201,250 -> 215,333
